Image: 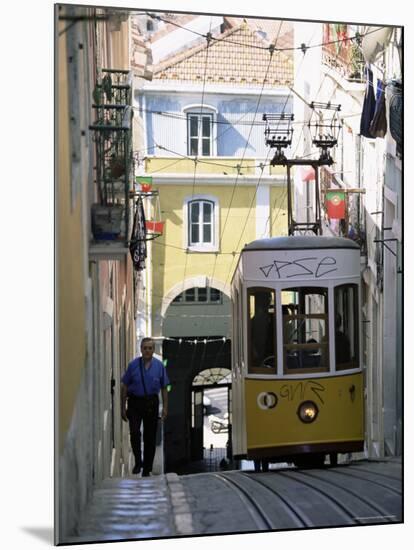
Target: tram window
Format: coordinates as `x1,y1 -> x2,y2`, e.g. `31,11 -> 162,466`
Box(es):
233,288 -> 240,372
248,288 -> 276,374
334,284 -> 359,370
282,287 -> 329,373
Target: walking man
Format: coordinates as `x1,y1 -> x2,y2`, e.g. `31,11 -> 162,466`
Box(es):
121,337 -> 169,476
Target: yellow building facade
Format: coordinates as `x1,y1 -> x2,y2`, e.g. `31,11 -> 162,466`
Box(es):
56,5 -> 150,542
136,17 -> 294,340
133,15 -> 294,467
145,161 -> 289,337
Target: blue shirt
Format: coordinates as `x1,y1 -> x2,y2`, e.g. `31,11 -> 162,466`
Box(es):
121,356 -> 170,397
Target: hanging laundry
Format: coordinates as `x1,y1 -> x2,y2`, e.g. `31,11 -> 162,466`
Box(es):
360,65 -> 376,138
369,79 -> 387,138
388,81 -> 402,157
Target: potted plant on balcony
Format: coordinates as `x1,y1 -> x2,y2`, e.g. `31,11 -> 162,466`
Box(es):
109,154 -> 126,178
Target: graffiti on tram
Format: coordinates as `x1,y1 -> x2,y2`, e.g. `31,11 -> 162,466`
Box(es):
257,381 -> 326,410
259,256 -> 338,280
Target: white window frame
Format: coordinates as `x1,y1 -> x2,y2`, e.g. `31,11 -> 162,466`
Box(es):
183,104 -> 217,157
183,194 -> 219,252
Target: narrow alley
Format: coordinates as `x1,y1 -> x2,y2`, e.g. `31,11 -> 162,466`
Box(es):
55,3 -> 403,546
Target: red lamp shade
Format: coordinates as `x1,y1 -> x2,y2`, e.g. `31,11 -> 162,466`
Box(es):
145,221 -> 164,234
301,167 -> 316,182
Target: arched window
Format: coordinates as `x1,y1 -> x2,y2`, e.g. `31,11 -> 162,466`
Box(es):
189,199 -> 213,245
184,195 -> 219,251
184,105 -> 216,157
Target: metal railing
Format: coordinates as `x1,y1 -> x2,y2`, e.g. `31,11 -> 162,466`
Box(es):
322,25 -> 364,82
89,69 -> 134,245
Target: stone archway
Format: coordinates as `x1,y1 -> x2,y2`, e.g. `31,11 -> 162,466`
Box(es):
153,276 -> 231,337
154,276 -> 231,337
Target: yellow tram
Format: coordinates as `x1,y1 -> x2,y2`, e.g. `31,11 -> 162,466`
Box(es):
231,235 -> 364,468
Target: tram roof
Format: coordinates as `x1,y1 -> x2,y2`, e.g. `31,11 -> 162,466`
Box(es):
242,235 -> 360,252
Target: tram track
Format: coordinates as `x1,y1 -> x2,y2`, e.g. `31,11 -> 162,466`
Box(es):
215,467 -> 381,528
182,461 -> 402,533
210,472 -> 274,530
345,463 -> 402,484
236,472 -> 312,528
328,466 -> 402,496
284,469 -> 399,524
249,469 -> 359,527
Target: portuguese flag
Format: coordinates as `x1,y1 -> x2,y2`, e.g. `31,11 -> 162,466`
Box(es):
325,191 -> 346,219
136,176 -> 153,192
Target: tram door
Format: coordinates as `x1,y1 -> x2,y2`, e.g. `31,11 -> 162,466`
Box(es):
191,387 -> 204,460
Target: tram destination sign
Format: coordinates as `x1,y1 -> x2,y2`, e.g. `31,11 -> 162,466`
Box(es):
243,248 -> 360,282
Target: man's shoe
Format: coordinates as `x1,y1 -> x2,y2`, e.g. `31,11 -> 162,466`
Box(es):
132,464 -> 141,475
142,470 -> 151,477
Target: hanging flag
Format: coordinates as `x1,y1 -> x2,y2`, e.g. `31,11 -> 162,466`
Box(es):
325,191 -> 346,219
136,176 -> 153,192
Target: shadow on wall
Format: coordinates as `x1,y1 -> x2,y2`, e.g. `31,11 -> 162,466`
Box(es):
217,114 -> 255,156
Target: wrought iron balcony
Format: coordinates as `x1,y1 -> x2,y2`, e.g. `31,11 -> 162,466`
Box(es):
89,69 -> 135,260
322,24 -> 365,82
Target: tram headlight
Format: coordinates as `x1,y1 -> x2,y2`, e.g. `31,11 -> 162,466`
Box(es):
297,401 -> 319,423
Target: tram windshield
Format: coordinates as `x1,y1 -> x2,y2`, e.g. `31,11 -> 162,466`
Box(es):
334,284 -> 359,370
282,287 -> 329,373
248,288 -> 276,373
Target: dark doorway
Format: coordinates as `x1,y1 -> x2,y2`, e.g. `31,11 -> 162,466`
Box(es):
162,337 -> 231,472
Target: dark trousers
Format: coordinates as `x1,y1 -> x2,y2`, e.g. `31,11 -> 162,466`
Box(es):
127,395 -> 159,473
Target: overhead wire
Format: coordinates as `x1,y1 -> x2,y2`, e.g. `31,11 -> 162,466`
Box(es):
136,106 -> 361,127
208,20 -> 286,286
267,21 -> 354,238
219,20 -> 354,286
143,19 -> 367,336
134,113 -> 361,175
148,22 -> 336,289
179,20 -> 214,296
152,239 -> 236,254
218,24 -> 320,288
145,152 -> 188,174
136,15 -> 378,168
144,19 -> 289,297
144,12 -> 388,54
